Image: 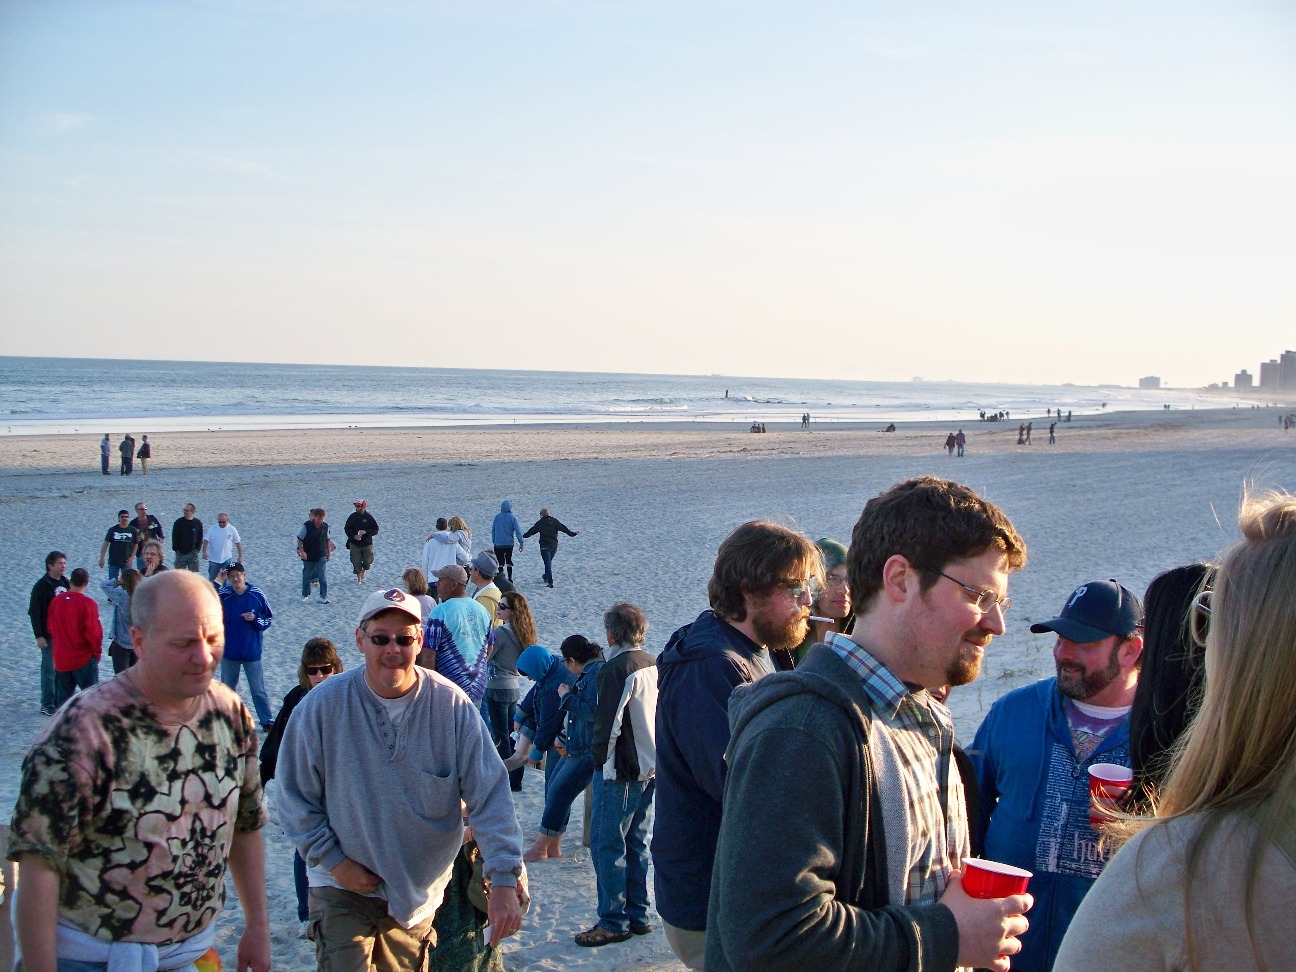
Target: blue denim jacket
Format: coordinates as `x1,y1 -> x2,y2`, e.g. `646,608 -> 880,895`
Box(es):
559,661 -> 604,759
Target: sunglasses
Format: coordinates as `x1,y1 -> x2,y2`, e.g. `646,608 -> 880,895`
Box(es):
367,633 -> 417,647
499,603 -> 512,611
1190,588 -> 1212,649
305,665 -> 335,676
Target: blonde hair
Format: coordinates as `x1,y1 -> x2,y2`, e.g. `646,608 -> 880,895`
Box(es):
1125,490 -> 1296,970
501,591 -> 537,647
448,515 -> 470,537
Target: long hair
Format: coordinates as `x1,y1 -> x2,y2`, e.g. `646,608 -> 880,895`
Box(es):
402,567 -> 429,597
297,637 -> 344,691
502,591 -> 537,647
1127,491 -> 1296,970
448,515 -> 470,537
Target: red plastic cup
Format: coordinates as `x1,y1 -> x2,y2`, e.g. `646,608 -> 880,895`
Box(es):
961,858 -> 1033,899
1088,763 -> 1133,827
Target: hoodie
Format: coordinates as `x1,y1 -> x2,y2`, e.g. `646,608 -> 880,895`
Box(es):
652,609 -> 769,931
491,501 -> 525,548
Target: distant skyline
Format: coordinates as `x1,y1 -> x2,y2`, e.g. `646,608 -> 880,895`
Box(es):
2,2 -> 1293,387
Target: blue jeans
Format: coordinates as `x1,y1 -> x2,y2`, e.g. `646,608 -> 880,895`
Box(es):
293,849 -> 309,922
39,644 -> 56,710
483,688 -> 523,789
220,658 -> 273,726
540,752 -> 594,835
107,563 -> 123,581
101,452 -> 110,474
540,547 -> 556,585
302,558 -> 328,598
591,777 -> 655,934
55,659 -> 99,708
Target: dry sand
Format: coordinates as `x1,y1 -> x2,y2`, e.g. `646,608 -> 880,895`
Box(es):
1,407 -> 1292,970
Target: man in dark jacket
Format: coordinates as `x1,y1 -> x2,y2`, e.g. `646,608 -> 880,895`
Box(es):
575,602 -> 659,948
296,507 -> 334,604
343,499 -> 379,585
522,507 -> 578,588
652,520 -> 821,968
28,550 -> 69,715
171,502 -> 204,572
706,477 -> 1033,972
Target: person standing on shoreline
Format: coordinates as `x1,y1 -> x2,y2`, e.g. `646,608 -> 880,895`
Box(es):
28,551 -> 69,716
99,434 -> 111,475
136,434 -> 152,474
344,499 -> 379,585
172,502 -> 203,571
120,433 -> 135,475
523,508 -> 579,589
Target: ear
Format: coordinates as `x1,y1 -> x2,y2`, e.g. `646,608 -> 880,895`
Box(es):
354,628 -> 367,653
880,555 -> 914,604
1119,633 -> 1144,672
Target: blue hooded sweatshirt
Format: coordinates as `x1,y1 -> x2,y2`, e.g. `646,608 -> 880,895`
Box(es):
515,646 -> 574,762
652,609 -> 770,932
217,583 -> 273,661
492,500 -> 525,548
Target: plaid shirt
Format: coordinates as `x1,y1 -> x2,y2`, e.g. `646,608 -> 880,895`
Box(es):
825,633 -> 969,905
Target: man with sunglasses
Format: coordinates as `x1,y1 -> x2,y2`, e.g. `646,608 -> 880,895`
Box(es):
707,477 -> 1033,972
276,587 -> 525,969
652,520 -> 822,968
970,579 -> 1144,972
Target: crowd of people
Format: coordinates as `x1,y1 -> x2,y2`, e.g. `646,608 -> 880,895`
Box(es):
15,477 -> 1296,972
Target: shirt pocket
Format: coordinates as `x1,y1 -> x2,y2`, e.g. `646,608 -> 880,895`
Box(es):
418,769 -> 461,824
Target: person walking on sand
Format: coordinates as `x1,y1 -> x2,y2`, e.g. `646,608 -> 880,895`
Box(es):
956,429 -> 966,457
945,432 -> 957,455
216,562 -> 275,731
344,499 -> 379,585
491,500 -> 526,582
47,567 -> 103,708
99,434 -> 111,475
297,507 -> 334,604
202,511 -> 243,581
1049,422 -> 1056,445
706,477 -> 1032,972
136,434 -> 152,474
653,520 -> 821,969
172,502 -> 203,572
29,550 -> 69,715
8,570 -> 271,972
523,508 -> 579,589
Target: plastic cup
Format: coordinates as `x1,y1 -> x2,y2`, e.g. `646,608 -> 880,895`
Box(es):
961,858 -> 1032,899
1088,763 -> 1133,827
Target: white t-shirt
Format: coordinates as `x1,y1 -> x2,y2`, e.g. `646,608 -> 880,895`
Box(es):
206,524 -> 241,563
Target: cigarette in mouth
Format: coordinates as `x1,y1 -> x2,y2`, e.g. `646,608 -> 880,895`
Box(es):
809,615 -> 832,623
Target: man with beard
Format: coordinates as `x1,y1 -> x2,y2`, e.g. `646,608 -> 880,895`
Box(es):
705,478 -> 1032,972
652,520 -> 821,969
970,579 -> 1143,972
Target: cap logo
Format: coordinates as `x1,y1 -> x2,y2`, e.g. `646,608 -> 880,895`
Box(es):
1068,586 -> 1088,609
383,588 -> 404,601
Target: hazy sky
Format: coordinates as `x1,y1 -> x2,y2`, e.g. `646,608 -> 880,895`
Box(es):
2,1 -> 1293,386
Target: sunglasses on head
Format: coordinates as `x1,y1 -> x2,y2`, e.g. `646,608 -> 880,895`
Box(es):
1190,588 -> 1212,649
305,665 -> 334,676
367,633 -> 417,647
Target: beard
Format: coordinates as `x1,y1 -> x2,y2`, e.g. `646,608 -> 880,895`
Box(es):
946,635 -> 987,687
750,601 -> 810,652
1056,644 -> 1121,701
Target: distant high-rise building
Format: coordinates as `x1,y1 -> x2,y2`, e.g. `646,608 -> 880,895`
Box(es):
1235,370 -> 1254,389
1281,351 -> 1296,392
1139,376 -> 1161,390
1260,359 -> 1280,390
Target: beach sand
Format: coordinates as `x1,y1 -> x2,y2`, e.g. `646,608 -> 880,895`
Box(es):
1,407 -> 1292,970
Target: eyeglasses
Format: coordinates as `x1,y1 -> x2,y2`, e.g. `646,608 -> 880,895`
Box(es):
782,579 -> 816,602
498,603 -> 512,611
932,570 -> 1011,614
305,665 -> 335,676
367,633 -> 418,647
1190,588 -> 1212,649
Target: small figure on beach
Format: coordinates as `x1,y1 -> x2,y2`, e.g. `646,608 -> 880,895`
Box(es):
202,511 -> 243,581
491,500 -> 526,582
99,434 -> 111,475
576,602 -> 657,947
884,422 -> 896,432
1026,421 -> 1033,444
9,571 -> 271,969
119,433 -> 135,475
955,429 -> 966,457
216,561 -> 275,732
707,478 -> 1030,971
344,498 -> 379,585
424,564 -> 494,701
654,521 -> 820,968
28,550 -> 69,715
1067,409 -> 1072,422
297,507 -> 333,604
801,412 -> 810,429
1049,422 -> 1056,444
1017,423 -> 1027,445
99,509 -> 141,581
974,579 -> 1144,971
171,502 -> 203,571
422,517 -> 468,584
524,508 -> 579,589
945,432 -> 957,455
276,587 -> 526,961
136,434 -> 151,474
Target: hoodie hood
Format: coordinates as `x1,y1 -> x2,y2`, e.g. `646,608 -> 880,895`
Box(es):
517,644 -> 559,681
727,648 -> 869,747
500,500 -> 512,513
659,610 -> 759,675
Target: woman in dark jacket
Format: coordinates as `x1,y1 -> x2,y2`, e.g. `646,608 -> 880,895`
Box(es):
522,507 -> 579,588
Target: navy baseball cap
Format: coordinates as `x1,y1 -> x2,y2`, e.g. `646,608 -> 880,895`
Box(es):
1030,579 -> 1143,643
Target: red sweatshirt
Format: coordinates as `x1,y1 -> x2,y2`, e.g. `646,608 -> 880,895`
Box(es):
47,590 -> 103,672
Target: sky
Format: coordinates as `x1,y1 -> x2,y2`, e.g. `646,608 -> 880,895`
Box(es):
1,1 -> 1293,387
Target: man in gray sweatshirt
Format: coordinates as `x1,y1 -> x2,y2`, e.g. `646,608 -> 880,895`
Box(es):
277,586 -> 525,967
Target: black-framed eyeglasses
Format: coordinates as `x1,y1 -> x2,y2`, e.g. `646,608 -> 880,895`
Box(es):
932,569 -> 1011,614
367,633 -> 418,647
498,603 -> 512,611
1190,588 -> 1212,649
305,665 -> 335,676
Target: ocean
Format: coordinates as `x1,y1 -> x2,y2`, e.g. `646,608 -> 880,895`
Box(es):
0,356 -> 1252,435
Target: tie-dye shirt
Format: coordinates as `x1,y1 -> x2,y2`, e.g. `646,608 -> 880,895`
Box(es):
7,676 -> 267,944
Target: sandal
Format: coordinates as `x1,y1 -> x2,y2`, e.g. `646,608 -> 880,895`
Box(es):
574,925 -> 632,947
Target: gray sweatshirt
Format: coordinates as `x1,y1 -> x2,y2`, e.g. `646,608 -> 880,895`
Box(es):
277,666 -> 523,927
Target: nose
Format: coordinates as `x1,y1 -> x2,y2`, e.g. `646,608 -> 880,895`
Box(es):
980,601 -> 1007,636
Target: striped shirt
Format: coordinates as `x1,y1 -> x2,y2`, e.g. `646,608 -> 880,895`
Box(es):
825,632 -> 969,905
